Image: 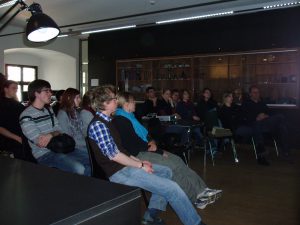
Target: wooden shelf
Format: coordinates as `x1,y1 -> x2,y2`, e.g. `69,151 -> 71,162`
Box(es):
116,48 -> 300,104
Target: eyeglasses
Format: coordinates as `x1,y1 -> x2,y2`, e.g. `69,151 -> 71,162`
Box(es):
40,88 -> 52,93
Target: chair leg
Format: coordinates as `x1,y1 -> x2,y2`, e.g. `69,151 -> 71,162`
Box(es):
230,138 -> 239,163
203,138 -> 207,181
273,138 -> 279,157
208,140 -> 215,166
182,151 -> 189,167
251,137 -> 258,159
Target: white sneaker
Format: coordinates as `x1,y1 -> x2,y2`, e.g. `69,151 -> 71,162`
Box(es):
197,188 -> 222,204
194,197 -> 209,209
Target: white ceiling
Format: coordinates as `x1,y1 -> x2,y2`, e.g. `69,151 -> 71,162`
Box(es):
0,0 -> 299,36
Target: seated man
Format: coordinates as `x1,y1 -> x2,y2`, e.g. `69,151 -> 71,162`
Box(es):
87,85 -> 206,225
241,86 -> 291,165
19,79 -> 90,175
143,86 -> 158,116
113,92 -> 222,209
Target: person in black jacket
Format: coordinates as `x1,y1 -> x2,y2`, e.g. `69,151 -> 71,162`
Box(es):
0,80 -> 25,158
196,88 -> 218,121
241,86 -> 291,164
112,92 -> 222,209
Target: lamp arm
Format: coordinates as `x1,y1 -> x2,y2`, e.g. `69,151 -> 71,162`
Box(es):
0,0 -> 28,32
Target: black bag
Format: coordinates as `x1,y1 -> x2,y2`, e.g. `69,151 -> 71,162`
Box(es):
47,133 -> 75,154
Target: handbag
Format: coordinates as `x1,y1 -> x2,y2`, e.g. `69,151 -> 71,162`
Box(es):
45,107 -> 75,154
47,133 -> 75,154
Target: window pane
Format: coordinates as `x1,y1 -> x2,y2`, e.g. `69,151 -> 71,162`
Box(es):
7,66 -> 21,81
17,85 -> 21,102
23,85 -> 28,91
23,67 -> 35,82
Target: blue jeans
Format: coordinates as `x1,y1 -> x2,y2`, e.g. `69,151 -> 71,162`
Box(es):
109,164 -> 201,225
37,148 -> 91,176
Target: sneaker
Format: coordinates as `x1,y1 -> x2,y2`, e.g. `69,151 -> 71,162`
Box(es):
197,188 -> 222,203
142,217 -> 165,225
194,197 -> 209,209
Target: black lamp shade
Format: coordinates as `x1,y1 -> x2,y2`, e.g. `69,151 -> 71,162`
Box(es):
26,13 -> 60,42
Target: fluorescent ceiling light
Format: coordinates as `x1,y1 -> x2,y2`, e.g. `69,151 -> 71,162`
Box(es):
156,11 -> 234,24
81,25 -> 136,34
263,1 -> 300,9
0,0 -> 18,8
57,34 -> 68,38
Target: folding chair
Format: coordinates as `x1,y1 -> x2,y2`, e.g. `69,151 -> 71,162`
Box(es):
203,110 -> 239,166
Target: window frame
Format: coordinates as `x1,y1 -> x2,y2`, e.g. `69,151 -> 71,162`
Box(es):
5,64 -> 38,101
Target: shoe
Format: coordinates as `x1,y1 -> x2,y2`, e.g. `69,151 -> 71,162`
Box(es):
194,197 -> 209,209
142,217 -> 165,225
257,157 -> 270,166
197,188 -> 222,203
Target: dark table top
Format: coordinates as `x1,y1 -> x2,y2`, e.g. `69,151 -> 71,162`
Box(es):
0,157 -> 140,225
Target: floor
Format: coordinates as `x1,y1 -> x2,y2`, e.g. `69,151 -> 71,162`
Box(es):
142,145 -> 300,225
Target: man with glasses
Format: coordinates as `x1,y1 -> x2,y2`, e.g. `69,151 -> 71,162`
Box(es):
20,79 -> 90,175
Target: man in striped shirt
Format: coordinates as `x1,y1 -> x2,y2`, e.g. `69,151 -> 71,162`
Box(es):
20,79 -> 90,175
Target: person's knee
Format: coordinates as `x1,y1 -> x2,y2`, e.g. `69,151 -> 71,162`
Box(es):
71,162 -> 85,175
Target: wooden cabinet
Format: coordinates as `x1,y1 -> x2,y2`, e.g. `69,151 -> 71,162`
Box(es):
116,48 -> 300,106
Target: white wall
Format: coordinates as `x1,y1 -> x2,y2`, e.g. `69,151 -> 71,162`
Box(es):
40,55 -> 76,90
0,33 -> 80,88
5,52 -> 42,69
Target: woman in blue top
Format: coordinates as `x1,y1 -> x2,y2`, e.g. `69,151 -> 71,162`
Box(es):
113,92 -> 222,209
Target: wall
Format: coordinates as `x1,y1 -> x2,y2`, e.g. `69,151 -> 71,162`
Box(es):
5,52 -> 42,68
0,33 -> 80,88
88,7 -> 300,86
40,56 -> 76,90
88,7 -> 300,148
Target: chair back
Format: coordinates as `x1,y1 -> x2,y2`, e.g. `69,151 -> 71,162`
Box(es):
204,109 -> 220,132
85,137 -> 108,180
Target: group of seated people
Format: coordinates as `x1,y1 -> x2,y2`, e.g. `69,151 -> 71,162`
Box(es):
141,86 -> 292,166
1,77 -> 226,225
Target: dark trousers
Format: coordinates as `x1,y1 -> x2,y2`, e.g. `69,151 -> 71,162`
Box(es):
253,114 -> 289,155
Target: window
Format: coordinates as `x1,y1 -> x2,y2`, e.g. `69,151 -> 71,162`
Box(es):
5,64 -> 37,101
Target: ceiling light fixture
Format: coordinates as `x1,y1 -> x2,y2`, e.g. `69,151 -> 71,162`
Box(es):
81,25 -> 136,34
0,0 -> 18,9
57,34 -> 69,38
0,0 -> 60,42
156,11 -> 234,24
263,1 -> 300,9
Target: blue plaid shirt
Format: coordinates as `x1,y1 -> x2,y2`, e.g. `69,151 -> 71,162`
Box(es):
88,112 -> 120,159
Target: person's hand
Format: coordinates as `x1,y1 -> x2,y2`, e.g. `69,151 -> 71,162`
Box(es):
174,113 -> 181,120
14,136 -> 22,144
148,140 -> 157,152
256,113 -> 269,121
37,134 -> 53,148
141,161 -> 153,173
193,115 -> 200,121
142,160 -> 152,167
163,151 -> 168,158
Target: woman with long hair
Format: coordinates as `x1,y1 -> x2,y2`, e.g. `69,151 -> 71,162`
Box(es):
57,88 -> 91,176
80,90 -> 95,137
